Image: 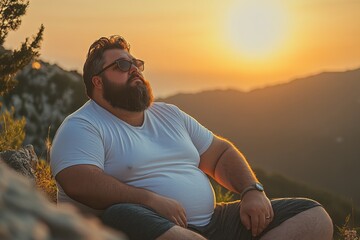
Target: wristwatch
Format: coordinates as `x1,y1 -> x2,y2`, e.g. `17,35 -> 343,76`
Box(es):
240,182 -> 264,200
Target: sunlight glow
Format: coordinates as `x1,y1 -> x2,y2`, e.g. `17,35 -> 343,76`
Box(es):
225,0 -> 290,60
31,61 -> 42,70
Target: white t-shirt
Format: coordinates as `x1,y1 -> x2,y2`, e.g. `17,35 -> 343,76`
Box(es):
50,100 -> 215,226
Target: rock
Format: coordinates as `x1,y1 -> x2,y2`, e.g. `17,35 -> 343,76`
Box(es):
0,162 -> 127,240
0,145 -> 38,180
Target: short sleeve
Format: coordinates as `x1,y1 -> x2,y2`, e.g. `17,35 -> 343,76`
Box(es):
50,117 -> 105,177
168,104 -> 214,155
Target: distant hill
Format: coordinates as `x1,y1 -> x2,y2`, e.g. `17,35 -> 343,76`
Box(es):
1,60 -> 88,157
161,68 -> 360,208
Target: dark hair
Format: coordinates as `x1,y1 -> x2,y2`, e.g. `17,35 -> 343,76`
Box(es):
83,35 -> 131,98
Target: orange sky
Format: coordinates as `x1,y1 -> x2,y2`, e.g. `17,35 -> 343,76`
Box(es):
4,0 -> 360,97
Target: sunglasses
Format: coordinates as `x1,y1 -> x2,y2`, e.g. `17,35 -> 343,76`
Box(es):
94,58 -> 145,76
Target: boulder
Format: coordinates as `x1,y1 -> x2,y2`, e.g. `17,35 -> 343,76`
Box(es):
0,145 -> 38,180
0,162 -> 127,240
0,146 -> 127,239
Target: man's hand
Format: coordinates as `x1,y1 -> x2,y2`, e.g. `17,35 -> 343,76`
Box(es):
240,191 -> 274,237
147,194 -> 188,228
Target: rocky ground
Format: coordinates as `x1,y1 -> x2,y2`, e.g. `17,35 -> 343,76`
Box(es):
0,146 -> 127,240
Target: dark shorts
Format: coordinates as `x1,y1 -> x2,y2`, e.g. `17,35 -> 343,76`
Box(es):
101,198 -> 321,240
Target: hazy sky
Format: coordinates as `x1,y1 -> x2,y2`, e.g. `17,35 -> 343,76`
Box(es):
5,0 -> 360,97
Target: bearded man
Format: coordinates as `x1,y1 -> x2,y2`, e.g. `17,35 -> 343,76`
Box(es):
50,35 -> 333,240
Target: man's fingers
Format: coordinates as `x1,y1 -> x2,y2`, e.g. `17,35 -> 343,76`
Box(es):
171,216 -> 183,227
251,215 -> 260,237
177,218 -> 186,228
240,213 -> 251,230
154,195 -> 188,228
171,211 -> 187,228
176,214 -> 187,228
180,210 -> 188,227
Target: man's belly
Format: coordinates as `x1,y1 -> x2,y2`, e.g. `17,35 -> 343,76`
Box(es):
127,169 -> 216,226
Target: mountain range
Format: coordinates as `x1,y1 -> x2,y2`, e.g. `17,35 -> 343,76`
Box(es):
161,68 -> 360,207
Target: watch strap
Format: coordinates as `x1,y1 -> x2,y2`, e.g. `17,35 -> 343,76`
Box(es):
240,183 -> 264,200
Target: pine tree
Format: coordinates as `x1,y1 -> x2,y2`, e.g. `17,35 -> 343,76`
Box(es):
0,0 -> 44,151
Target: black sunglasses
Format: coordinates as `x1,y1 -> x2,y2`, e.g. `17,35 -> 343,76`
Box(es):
94,58 -> 144,76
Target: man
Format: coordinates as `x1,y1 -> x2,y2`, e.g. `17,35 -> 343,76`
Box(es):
50,35 -> 333,240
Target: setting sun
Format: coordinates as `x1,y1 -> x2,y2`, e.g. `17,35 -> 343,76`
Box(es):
224,0 -> 290,60
4,0 -> 360,96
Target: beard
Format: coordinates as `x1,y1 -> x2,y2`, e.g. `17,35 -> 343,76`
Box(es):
102,74 -> 154,112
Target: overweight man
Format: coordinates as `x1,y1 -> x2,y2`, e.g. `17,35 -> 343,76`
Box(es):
50,35 -> 333,240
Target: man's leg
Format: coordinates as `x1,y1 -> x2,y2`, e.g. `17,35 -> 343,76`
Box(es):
260,206 -> 333,240
157,226 -> 207,240
101,203 -> 206,240
191,198 -> 332,240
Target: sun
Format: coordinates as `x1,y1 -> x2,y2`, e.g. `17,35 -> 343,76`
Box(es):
225,0 -> 290,60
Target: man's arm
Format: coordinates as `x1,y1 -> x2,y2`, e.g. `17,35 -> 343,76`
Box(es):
56,164 -> 187,227
199,135 -> 274,237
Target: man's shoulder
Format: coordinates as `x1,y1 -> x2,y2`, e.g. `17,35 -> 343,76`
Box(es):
147,102 -> 187,124
149,102 -> 183,116
60,100 -> 103,128
67,100 -> 91,116
150,101 -> 179,112
67,100 -> 104,120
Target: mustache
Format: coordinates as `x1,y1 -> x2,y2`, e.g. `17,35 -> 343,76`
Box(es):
128,72 -> 145,83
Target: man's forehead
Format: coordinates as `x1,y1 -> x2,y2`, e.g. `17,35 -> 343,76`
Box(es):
103,49 -> 133,63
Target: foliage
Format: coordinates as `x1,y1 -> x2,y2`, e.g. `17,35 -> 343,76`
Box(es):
0,0 -> 44,96
337,225 -> 359,240
340,229 -> 359,240
33,129 -> 56,202
2,67 -> 88,155
0,106 -> 25,151
34,159 -> 57,203
335,208 -> 360,240
0,0 -> 28,45
214,184 -> 234,203
0,0 -> 43,151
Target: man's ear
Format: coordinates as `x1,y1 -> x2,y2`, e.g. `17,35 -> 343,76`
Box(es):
92,76 -> 103,90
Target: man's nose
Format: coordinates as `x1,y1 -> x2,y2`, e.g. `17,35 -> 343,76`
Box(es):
128,62 -> 139,74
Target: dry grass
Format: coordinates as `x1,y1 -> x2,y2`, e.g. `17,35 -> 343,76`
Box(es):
337,215 -> 360,240
338,228 -> 359,240
34,159 -> 57,203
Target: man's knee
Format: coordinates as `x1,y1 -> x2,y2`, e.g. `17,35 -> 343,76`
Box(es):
304,206 -> 333,235
260,205 -> 333,240
157,226 -> 207,240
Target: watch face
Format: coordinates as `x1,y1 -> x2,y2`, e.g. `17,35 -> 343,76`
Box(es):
255,182 -> 264,191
